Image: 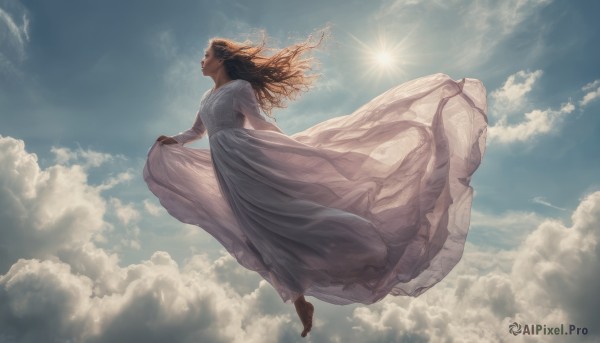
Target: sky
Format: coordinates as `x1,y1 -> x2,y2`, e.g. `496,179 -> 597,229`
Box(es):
1,0 -> 599,342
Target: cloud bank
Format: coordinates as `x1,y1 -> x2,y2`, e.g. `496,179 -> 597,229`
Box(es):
1,134 -> 598,342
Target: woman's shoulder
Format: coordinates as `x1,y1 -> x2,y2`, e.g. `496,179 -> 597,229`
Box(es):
233,78 -> 251,88
231,79 -> 255,96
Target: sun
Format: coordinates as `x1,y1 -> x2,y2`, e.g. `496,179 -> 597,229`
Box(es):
366,43 -> 401,76
346,30 -> 417,82
374,50 -> 394,68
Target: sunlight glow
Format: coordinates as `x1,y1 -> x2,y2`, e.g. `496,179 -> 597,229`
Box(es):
346,29 -> 419,83
375,50 -> 394,67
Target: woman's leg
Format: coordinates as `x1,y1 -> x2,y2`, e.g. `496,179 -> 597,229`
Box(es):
294,295 -> 314,337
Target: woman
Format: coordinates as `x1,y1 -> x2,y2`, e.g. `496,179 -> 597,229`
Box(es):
145,33 -> 487,338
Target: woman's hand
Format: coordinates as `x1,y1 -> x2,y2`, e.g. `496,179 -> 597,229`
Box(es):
156,135 -> 178,145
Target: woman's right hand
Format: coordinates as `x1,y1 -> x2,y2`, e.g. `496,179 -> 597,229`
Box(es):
156,135 -> 178,145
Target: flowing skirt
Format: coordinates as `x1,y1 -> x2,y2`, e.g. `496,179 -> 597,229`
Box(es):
143,73 -> 488,305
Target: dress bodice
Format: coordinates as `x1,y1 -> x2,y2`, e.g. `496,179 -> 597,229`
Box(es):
172,79 -> 281,144
199,79 -> 246,136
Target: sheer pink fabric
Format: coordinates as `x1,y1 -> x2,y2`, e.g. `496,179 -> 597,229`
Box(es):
143,74 -> 487,305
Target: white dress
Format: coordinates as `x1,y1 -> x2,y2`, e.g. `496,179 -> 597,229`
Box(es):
143,74 -> 488,305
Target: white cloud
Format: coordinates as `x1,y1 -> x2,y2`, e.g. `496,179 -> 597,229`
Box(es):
0,259 -> 95,340
96,171 -> 134,191
0,251 -> 293,343
0,135 -> 297,342
109,198 -> 140,225
337,191 -> 599,342
2,134 -> 599,342
107,198 -> 142,251
0,135 -> 139,271
0,6 -> 29,57
487,70 -> 578,144
51,145 -> 126,169
511,192 -> 600,330
0,135 -> 108,273
0,4 -> 30,78
489,100 -> 574,143
579,79 -> 600,107
486,69 -> 600,144
143,199 -> 163,216
532,196 -> 567,211
582,80 -> 600,91
491,69 -> 543,114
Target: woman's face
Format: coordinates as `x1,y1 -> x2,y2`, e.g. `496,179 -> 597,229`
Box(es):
201,46 -> 221,77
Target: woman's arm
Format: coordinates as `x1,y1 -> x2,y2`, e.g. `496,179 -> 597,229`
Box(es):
171,110 -> 207,144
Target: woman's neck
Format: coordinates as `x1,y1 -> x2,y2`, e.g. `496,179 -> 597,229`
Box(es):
212,72 -> 232,90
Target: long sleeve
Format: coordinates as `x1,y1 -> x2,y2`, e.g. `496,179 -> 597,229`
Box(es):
172,90 -> 210,145
234,81 -> 284,134
172,110 -> 207,145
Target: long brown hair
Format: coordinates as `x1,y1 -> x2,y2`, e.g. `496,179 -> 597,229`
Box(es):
208,29 -> 328,118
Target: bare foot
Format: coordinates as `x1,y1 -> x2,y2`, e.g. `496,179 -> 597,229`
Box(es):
294,296 -> 314,337
302,302 -> 314,337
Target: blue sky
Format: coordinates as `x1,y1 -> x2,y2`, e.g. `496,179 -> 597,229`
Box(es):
1,0 -> 599,342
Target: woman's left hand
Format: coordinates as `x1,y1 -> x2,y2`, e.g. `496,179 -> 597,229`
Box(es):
157,135 -> 178,145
